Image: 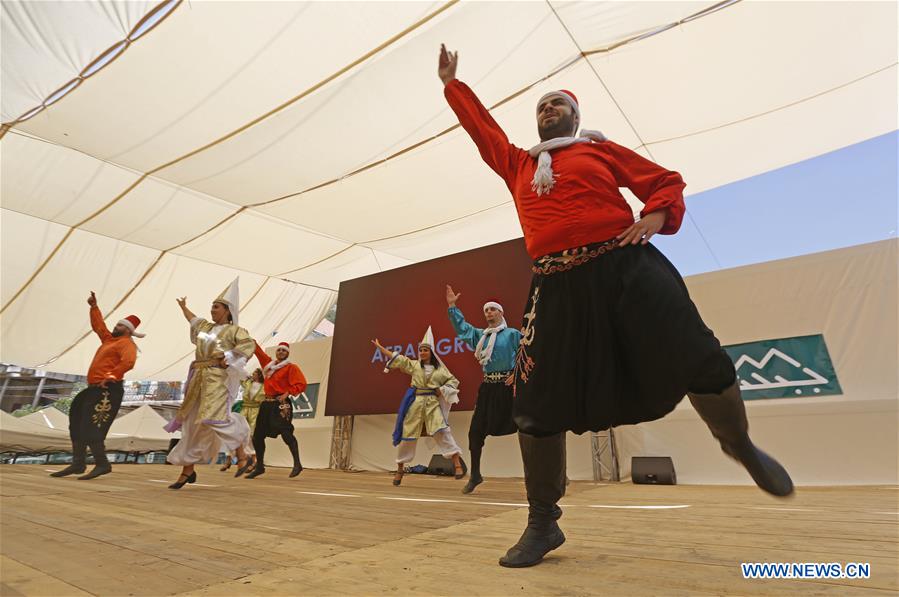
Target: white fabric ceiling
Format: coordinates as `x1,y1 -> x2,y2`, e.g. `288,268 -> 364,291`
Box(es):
2,0 -> 896,379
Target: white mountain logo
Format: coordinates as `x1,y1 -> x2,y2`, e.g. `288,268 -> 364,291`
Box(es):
734,348 -> 829,394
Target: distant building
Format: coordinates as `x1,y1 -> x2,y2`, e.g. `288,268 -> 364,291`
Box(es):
0,363 -> 83,413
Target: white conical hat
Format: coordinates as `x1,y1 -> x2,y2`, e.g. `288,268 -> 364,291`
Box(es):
214,277 -> 240,325
419,325 -> 435,348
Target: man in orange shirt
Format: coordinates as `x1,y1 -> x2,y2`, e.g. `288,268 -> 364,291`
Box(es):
51,292 -> 142,480
245,341 -> 307,479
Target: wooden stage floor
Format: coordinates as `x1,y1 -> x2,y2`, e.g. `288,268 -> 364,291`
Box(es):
1,465 -> 896,596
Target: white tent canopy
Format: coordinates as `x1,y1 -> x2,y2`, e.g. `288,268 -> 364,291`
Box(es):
2,1 -> 896,379
105,404 -> 176,452
20,406 -> 70,431
0,409 -> 71,452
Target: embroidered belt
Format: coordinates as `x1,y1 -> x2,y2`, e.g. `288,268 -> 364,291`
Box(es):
263,395 -> 283,402
191,358 -> 226,370
532,239 -> 618,275
414,389 -> 438,396
483,371 -> 512,384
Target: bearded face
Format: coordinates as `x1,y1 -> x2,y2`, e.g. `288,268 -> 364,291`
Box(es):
537,95 -> 577,141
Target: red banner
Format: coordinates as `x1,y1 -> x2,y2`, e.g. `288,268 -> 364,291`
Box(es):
326,238 -> 533,416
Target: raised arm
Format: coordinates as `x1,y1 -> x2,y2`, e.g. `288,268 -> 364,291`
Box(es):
254,341 -> 272,368
446,285 -> 483,348
372,339 -> 415,375
176,296 -> 197,323
371,338 -> 397,359
87,292 -> 112,341
440,45 -> 524,184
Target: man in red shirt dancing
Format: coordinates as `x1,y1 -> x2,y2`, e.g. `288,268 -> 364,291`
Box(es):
439,45 -> 793,568
245,341 -> 307,479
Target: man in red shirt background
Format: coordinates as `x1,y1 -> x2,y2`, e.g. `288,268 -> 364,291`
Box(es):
439,44 -> 793,568
245,341 -> 307,479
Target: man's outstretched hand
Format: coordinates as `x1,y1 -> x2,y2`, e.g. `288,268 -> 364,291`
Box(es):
446,284 -> 461,307
438,44 -> 458,85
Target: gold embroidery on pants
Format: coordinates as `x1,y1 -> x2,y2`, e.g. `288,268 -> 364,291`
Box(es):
514,285 -> 540,390
92,390 -> 112,427
280,402 -> 292,421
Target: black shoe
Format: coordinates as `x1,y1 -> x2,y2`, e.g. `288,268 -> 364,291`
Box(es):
462,475 -> 483,494
234,457 -> 254,478
77,465 -> 112,480
245,466 -> 266,479
289,463 -> 303,478
689,381 -> 794,497
50,463 -> 86,478
499,504 -> 565,568
725,439 -> 794,497
168,471 -> 197,489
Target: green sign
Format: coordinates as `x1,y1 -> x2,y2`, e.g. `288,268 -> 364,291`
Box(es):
291,384 -> 319,419
723,334 -> 842,400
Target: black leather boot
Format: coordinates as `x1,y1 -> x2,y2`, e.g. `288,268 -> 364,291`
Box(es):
689,380 -> 794,497
78,442 -> 112,480
462,443 -> 483,494
499,432 -> 567,568
285,434 -> 303,478
50,441 -> 87,477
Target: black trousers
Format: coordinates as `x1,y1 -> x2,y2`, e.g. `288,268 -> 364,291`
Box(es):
69,382 -> 123,442
252,400 -> 299,466
513,242 -> 735,436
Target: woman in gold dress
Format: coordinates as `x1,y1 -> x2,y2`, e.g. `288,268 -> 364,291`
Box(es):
165,279 -> 256,489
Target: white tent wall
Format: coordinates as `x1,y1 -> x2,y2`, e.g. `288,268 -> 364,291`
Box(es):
259,337 -> 334,470
349,240 -> 899,485
627,239 -> 898,486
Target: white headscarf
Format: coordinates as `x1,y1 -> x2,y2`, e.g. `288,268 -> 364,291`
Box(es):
474,302 -> 507,367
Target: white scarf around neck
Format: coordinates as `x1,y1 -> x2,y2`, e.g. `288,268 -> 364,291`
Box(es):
474,318 -> 508,367
528,129 -> 607,196
263,358 -> 291,377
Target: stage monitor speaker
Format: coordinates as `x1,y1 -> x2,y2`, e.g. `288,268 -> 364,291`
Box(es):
427,454 -> 466,476
631,456 -> 676,485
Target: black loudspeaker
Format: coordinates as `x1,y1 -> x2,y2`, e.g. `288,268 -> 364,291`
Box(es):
427,454 -> 466,476
631,456 -> 676,485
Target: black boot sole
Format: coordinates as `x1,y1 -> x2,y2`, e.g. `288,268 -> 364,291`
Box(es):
50,467 -> 86,478
77,467 -> 111,481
